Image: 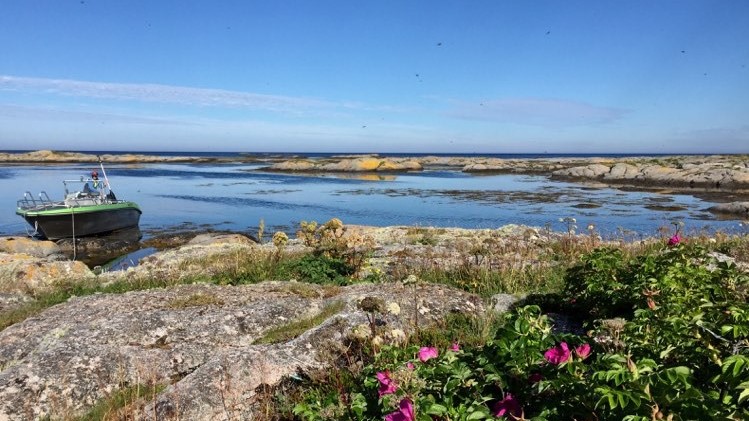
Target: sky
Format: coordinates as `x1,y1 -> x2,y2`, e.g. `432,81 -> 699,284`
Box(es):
0,0 -> 748,154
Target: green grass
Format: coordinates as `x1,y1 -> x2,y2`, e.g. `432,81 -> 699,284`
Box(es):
411,311 -> 506,350
254,300 -> 345,345
416,263 -> 567,298
74,383 -> 166,421
4,234 -> 747,334
0,249 -> 292,332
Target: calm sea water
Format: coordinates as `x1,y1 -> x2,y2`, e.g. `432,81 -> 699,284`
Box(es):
0,161 -> 742,239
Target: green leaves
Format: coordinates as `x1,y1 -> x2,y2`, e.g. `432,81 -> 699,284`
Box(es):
290,244 -> 749,420
737,381 -> 749,404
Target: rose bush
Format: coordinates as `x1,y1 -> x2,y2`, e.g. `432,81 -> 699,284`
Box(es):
293,243 -> 749,420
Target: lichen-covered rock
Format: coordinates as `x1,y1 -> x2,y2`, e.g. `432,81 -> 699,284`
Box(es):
551,158 -> 749,189
0,282 -> 484,420
320,157 -> 422,172
267,157 -> 422,172
0,252 -> 93,295
604,163 -> 640,180
266,159 -> 317,171
0,237 -> 61,258
100,234 -> 260,284
552,164 -> 611,179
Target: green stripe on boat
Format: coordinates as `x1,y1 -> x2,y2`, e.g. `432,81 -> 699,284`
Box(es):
17,202 -> 141,217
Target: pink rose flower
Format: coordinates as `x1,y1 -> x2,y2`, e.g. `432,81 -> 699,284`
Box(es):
667,233 -> 681,246
384,398 -> 415,421
450,342 -> 460,352
406,362 -> 415,370
418,346 -> 438,362
376,371 -> 397,397
492,393 -> 522,418
544,342 -> 571,365
575,343 -> 591,360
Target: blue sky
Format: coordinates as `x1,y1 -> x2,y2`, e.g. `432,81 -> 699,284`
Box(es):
1,1 -> 747,153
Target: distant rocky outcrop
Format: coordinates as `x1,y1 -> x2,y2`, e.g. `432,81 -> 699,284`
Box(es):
267,157 -> 423,172
5,150 -> 749,196
0,150 -> 227,164
707,201 -> 749,217
551,159 -> 749,189
0,281 -> 483,420
286,154 -> 749,193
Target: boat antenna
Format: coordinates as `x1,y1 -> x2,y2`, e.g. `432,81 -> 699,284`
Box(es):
97,155 -> 112,191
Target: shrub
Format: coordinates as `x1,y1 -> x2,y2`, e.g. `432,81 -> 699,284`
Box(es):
282,254 -> 355,285
291,244 -> 749,420
297,218 -> 374,272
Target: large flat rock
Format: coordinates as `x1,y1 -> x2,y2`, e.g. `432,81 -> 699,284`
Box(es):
0,281 -> 484,420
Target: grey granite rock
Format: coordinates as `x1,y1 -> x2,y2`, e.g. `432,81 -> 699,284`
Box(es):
0,282 -> 483,420
707,202 -> 749,216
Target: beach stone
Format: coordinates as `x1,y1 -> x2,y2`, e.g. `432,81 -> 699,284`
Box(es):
0,237 -> 61,258
0,282 -> 484,420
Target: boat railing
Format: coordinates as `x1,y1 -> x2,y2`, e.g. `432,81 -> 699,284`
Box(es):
18,172 -> 126,212
17,191 -> 61,211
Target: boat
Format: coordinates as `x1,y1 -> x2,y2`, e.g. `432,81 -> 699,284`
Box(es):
16,161 -> 141,240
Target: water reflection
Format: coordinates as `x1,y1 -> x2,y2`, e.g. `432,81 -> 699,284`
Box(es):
55,227 -> 143,267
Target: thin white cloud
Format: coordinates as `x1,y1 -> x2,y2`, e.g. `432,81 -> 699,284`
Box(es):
0,104 -> 196,126
446,97 -> 629,127
0,101 -> 452,152
0,75 -> 335,112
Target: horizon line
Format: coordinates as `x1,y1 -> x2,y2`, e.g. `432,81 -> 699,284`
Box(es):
1,149 -> 745,156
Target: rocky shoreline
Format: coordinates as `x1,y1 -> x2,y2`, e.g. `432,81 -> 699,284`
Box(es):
0,227 -> 515,420
1,223 -> 748,419
3,150 -> 749,216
